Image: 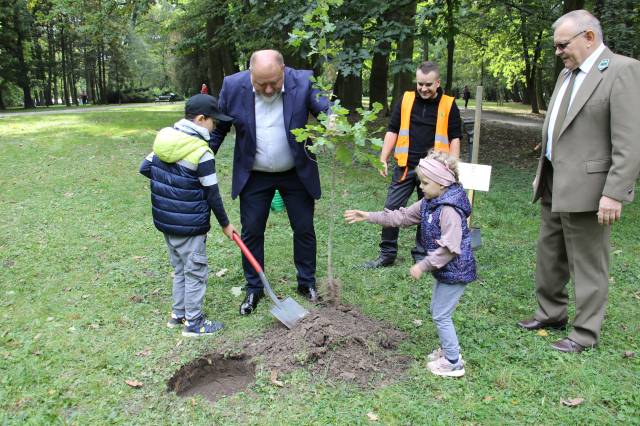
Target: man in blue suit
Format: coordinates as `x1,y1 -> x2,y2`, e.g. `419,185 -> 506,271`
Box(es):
210,49 -> 330,315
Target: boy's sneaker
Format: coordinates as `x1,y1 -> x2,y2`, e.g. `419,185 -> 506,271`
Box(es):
427,356 -> 465,378
182,316 -> 224,337
167,313 -> 186,329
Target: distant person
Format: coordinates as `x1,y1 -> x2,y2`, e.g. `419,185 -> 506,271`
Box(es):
518,10 -> 640,353
210,49 -> 330,315
462,85 -> 471,110
81,92 -> 88,105
345,151 -> 476,377
200,83 -> 209,94
139,94 -> 237,336
362,61 -> 462,269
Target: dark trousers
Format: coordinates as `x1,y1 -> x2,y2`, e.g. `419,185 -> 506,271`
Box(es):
239,169 -> 316,293
379,166 -> 426,260
534,159 -> 611,346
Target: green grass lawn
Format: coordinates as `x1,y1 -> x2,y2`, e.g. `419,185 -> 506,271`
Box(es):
1,105 -> 638,424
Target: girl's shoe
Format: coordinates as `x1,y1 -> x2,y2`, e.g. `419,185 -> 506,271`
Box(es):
427,347 -> 443,362
427,348 -> 465,365
182,316 -> 223,337
167,313 -> 186,328
427,356 -> 465,377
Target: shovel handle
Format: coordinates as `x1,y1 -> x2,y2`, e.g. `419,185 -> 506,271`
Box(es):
232,232 -> 263,273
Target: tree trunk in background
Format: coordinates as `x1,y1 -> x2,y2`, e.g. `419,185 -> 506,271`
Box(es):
60,26 -> 70,106
334,69 -> 363,111
206,18 -> 225,95
46,25 -> 55,105
369,38 -> 390,115
68,36 -> 78,105
0,89 -> 5,110
15,16 -> 34,108
444,0 -> 456,94
391,0 -> 417,109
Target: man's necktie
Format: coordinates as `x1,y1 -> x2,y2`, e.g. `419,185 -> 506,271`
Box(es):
552,68 -> 580,145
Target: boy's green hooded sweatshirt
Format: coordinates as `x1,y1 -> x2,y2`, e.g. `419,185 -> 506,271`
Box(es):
153,127 -> 213,166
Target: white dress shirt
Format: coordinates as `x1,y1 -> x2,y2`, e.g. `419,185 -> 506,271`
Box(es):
546,43 -> 606,160
252,79 -> 295,172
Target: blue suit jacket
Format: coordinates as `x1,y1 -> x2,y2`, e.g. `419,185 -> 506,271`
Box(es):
210,67 -> 330,200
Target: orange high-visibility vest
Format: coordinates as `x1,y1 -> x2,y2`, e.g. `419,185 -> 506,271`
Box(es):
394,91 -> 455,167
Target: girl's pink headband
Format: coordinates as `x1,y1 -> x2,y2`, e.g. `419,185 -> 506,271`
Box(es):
417,158 -> 456,186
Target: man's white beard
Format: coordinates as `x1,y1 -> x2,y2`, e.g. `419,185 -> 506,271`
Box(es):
258,91 -> 281,104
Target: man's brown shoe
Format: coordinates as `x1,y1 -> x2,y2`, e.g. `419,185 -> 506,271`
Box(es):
551,338 -> 586,353
517,318 -> 567,330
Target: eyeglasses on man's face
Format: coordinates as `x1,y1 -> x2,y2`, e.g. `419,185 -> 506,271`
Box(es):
554,30 -> 586,50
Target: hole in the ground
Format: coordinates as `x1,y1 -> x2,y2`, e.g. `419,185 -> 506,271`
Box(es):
167,353 -> 255,403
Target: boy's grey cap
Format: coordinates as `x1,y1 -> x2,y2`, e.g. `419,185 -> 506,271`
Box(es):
185,94 -> 233,122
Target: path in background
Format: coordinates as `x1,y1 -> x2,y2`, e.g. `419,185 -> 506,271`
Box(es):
462,108 -> 544,129
0,102 -> 179,118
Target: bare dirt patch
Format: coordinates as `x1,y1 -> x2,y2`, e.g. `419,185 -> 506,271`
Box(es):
168,305 -> 411,402
167,354 -> 255,403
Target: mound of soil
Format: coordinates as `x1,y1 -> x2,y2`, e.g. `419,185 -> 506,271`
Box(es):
242,304 -> 412,387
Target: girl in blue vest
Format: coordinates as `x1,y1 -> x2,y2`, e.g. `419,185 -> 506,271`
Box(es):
345,150 -> 476,377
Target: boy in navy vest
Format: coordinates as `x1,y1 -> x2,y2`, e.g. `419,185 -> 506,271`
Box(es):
345,150 -> 476,377
140,94 -> 237,336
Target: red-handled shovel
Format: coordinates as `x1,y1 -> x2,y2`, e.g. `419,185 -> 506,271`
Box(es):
231,233 -> 309,329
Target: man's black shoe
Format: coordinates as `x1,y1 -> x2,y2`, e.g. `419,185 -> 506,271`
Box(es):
362,256 -> 395,269
297,285 -> 320,303
239,292 -> 263,315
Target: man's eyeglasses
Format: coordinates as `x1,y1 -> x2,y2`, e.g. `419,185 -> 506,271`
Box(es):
554,30 -> 586,50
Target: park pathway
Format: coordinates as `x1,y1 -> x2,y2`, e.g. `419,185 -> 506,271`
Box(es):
1,103 -> 544,130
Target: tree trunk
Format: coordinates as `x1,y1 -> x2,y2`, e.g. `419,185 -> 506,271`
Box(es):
0,88 -> 5,110
206,18 -> 225,95
68,36 -> 79,105
334,70 -> 363,111
391,0 -> 417,109
44,25 -> 55,106
444,0 -> 456,94
369,39 -> 390,115
60,26 -> 71,106
15,13 -> 34,108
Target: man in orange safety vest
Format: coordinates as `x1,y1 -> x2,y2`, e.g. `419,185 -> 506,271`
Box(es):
363,61 -> 462,269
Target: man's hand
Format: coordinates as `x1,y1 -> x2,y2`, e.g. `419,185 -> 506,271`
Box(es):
344,210 -> 369,224
221,223 -> 237,239
410,264 -> 423,279
379,158 -> 388,177
597,196 -> 622,225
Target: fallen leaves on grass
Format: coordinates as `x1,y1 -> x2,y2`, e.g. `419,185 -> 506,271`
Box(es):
561,397 -> 584,407
412,319 -> 423,327
215,268 -> 228,277
367,412 -> 379,421
270,370 -> 284,387
136,348 -> 151,357
230,286 -> 243,297
132,256 -> 146,261
125,379 -> 144,388
129,295 -> 144,303
483,396 -> 494,402
622,351 -> 635,358
536,329 -> 549,337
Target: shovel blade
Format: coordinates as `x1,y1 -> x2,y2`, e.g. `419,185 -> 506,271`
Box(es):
270,297 -> 309,329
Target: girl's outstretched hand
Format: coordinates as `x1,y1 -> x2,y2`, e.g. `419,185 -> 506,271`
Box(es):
344,210 -> 369,224
410,264 -> 423,279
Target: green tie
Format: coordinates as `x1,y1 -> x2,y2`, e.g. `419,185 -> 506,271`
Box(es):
552,68 -> 580,146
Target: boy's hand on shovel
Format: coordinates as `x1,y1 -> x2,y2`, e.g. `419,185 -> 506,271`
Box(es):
222,224 -> 238,240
